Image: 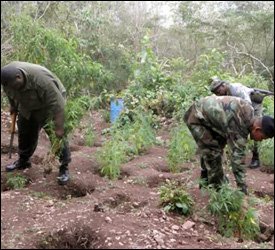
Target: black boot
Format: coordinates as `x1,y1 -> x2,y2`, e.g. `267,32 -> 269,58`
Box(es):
249,159 -> 260,169
6,159 -> 31,172
57,165 -> 70,185
249,144 -> 260,169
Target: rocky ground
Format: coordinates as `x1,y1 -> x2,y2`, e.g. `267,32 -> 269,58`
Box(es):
1,109 -> 274,249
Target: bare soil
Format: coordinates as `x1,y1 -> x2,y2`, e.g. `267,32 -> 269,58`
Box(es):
1,109 -> 274,249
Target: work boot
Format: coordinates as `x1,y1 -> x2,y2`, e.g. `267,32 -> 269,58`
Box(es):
57,165 -> 70,185
249,159 -> 260,169
6,159 -> 31,172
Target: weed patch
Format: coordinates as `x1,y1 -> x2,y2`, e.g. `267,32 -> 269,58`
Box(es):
167,124 -> 196,173
159,179 -> 194,216
6,173 -> 29,190
207,184 -> 260,241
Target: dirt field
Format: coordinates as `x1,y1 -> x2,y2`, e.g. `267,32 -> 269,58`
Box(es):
1,109 -> 274,249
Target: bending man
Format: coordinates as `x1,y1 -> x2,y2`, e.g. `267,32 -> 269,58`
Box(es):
1,61 -> 71,185
184,95 -> 274,194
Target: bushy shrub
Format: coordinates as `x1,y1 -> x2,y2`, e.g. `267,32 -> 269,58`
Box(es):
96,136 -> 128,180
84,127 -> 96,147
259,138 -> 274,167
207,184 -> 260,240
159,180 -> 194,216
119,111 -> 156,155
8,15 -> 112,97
44,95 -> 92,155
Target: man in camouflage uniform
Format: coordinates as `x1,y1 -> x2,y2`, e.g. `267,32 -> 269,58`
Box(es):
184,95 -> 274,194
1,61 -> 71,185
209,77 -> 264,169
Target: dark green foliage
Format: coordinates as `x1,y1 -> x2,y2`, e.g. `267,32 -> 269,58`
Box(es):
118,111 -> 156,155
8,15 -> 112,97
259,138 -> 274,167
64,96 -> 93,136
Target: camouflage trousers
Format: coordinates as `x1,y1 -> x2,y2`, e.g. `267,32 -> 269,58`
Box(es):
184,104 -> 246,189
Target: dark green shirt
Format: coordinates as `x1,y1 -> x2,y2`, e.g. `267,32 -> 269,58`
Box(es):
3,61 -> 66,122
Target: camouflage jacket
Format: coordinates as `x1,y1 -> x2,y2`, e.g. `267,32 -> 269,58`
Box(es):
3,61 -> 66,122
192,95 -> 254,168
193,95 -> 254,140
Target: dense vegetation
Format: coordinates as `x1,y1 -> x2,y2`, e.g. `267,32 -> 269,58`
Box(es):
1,1 -> 273,169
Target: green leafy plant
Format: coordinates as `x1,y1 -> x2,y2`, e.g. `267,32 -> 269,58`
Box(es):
1,90 -> 9,109
159,180 -> 194,216
122,111 -> 156,155
262,96 -> 274,116
167,124 -> 196,173
207,184 -> 260,240
6,173 -> 28,189
97,110 -> 156,179
96,133 -> 128,180
259,138 -> 274,169
84,127 -> 96,147
64,96 -> 93,136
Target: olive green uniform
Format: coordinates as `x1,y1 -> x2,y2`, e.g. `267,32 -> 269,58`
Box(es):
184,95 -> 254,190
2,61 -> 71,166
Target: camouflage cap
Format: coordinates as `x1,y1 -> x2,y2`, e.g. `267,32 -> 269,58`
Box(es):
209,77 -> 226,92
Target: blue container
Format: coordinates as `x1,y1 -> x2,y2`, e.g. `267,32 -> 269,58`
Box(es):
110,98 -> 124,123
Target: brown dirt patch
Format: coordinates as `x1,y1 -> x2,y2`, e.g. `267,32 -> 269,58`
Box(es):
37,222 -> 101,249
